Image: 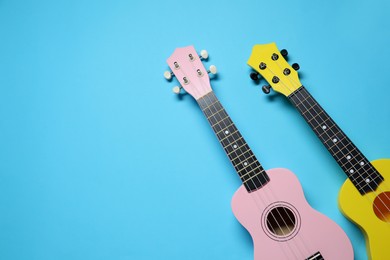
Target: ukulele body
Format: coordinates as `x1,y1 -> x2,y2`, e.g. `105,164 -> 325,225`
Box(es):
232,167 -> 353,259
339,158 -> 390,260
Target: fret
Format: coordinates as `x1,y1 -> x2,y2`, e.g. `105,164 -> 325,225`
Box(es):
232,150 -> 254,166
227,142 -> 249,157
208,110 -> 226,126
220,133 -> 241,150
356,173 -> 384,189
220,131 -> 241,147
206,106 -> 225,119
239,159 -> 261,174
317,123 -> 338,139
242,168 -> 267,183
338,152 -> 365,168
240,161 -> 262,180
226,137 -> 245,154
313,117 -> 332,131
198,92 -> 270,192
213,119 -> 233,135
244,171 -> 270,191
303,106 -> 321,122
235,154 -> 257,172
226,138 -> 245,155
216,123 -> 236,137
324,135 -> 349,154
288,86 -> 384,195
201,99 -> 220,112
306,251 -> 324,260
216,123 -> 236,141
229,149 -> 253,169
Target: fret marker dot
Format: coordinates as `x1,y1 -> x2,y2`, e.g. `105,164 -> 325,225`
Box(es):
322,125 -> 327,130
224,130 -> 229,134
365,178 -> 370,183
360,162 -> 365,166
349,169 -> 354,173
244,162 -> 248,166
346,155 -> 351,160
233,144 -> 238,149
333,138 -> 338,143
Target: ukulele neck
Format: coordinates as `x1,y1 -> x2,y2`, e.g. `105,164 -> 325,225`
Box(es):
288,86 -> 383,195
197,91 -> 269,192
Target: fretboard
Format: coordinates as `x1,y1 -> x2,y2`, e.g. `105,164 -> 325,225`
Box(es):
197,91 -> 270,192
288,86 -> 384,195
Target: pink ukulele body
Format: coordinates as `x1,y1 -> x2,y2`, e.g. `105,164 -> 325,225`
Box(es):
232,167 -> 353,259
166,46 -> 354,259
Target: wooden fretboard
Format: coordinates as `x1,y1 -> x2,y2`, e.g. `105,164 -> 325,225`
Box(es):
288,86 -> 383,195
197,91 -> 269,192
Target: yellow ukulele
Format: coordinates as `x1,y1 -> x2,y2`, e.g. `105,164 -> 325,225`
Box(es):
247,43 -> 390,260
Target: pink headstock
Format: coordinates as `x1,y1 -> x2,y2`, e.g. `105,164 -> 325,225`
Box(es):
166,46 -> 216,100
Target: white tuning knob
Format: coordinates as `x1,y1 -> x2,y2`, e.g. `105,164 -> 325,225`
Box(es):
200,50 -> 209,59
172,86 -> 182,94
208,65 -> 217,75
164,71 -> 173,80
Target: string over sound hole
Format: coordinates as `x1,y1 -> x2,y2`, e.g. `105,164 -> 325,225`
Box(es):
373,191 -> 390,222
266,206 -> 296,236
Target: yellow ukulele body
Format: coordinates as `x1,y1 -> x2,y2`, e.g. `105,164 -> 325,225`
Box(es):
339,159 -> 390,260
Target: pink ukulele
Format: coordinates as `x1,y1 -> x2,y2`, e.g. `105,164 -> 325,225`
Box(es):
164,46 -> 353,260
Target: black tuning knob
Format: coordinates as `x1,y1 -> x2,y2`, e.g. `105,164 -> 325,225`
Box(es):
262,85 -> 271,94
250,72 -> 260,81
280,49 -> 288,58
292,63 -> 300,71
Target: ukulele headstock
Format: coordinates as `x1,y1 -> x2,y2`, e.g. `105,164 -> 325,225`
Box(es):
164,46 -> 217,100
247,42 -> 302,97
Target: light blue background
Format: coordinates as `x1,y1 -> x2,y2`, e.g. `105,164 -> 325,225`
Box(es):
0,0 -> 389,259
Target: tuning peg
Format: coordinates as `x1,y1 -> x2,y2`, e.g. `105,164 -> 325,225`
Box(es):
200,50 -> 209,60
292,63 -> 300,71
262,85 -> 272,94
164,71 -> 174,80
208,65 -> 217,75
280,49 -> 288,58
250,72 -> 260,81
172,86 -> 182,94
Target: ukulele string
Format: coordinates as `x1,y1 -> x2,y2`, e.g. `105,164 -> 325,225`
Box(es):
270,59 -> 390,223
185,57 -> 306,259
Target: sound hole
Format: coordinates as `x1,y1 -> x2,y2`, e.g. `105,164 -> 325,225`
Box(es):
266,206 -> 296,236
373,191 -> 390,222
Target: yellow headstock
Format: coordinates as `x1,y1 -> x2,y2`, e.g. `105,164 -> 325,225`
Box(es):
247,43 -> 302,97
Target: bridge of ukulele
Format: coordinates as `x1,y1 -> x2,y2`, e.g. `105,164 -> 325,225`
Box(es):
305,251 -> 324,260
